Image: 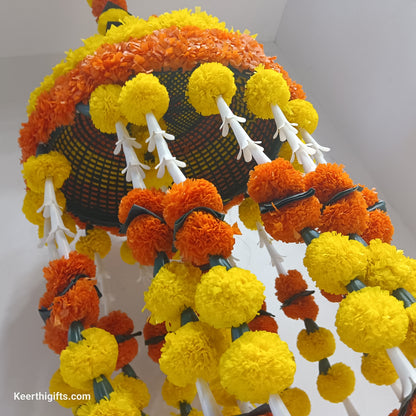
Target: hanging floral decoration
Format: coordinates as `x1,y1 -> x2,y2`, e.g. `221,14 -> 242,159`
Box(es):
17,2 -> 416,416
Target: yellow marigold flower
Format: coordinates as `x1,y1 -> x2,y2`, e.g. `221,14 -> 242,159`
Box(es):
120,240 -> 136,265
22,151 -> 71,193
49,369 -> 93,408
222,405 -> 241,416
280,387 -> 311,416
159,321 -> 220,386
316,362 -> 355,403
144,262 -> 202,325
285,99 -> 319,134
89,84 -> 124,134
364,239 -> 412,292
194,266 -> 265,329
97,8 -> 130,36
244,65 -> 290,119
112,373 -> 150,410
361,350 -> 398,386
76,228 -> 112,259
119,73 -> 170,125
219,331 -> 296,403
208,377 -> 236,407
187,63 -> 236,116
297,327 -> 336,362
335,286 -> 409,353
76,391 -> 140,416
303,232 -> 367,295
161,377 -> 197,408
60,328 -> 118,390
399,302 -> 416,362
238,197 -> 262,230
403,257 -> 416,297
22,189 -> 66,226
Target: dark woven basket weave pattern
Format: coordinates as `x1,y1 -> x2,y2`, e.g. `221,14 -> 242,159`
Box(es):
48,68 -> 280,228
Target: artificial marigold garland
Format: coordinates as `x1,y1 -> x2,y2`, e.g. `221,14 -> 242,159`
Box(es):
20,23 -> 305,161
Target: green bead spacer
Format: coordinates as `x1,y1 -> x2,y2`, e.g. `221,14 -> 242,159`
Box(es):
93,375 -> 114,402
304,318 -> 320,334
319,358 -> 331,375
300,227 -> 320,245
180,307 -> 199,326
231,323 -> 250,342
349,233 -> 368,246
122,364 -> 137,379
209,255 -> 232,270
346,278 -> 366,293
392,288 -> 416,308
68,321 -> 84,344
153,251 -> 169,277
179,401 -> 192,416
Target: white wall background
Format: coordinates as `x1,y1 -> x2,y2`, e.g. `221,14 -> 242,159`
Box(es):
1,1 -> 416,415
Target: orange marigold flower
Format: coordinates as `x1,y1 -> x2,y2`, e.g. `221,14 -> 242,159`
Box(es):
163,179 -> 223,229
43,319 -> 68,354
319,191 -> 369,235
43,251 -> 96,297
118,188 -> 166,224
49,279 -> 100,330
97,310 -> 134,336
96,310 -> 139,369
143,320 -> 167,363
261,197 -> 321,244
275,270 -> 318,321
174,211 -> 235,266
247,314 -> 278,333
247,158 -> 305,204
304,163 -> 354,204
359,185 -> 379,208
361,210 -> 394,244
126,216 -> 173,266
321,290 -> 344,303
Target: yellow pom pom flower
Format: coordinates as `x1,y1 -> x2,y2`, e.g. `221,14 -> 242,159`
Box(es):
297,327 -> 336,362
75,228 -> 112,259
219,331 -> 296,403
76,391 -> 140,416
97,9 -> 130,36
244,65 -> 290,119
335,286 -> 409,353
144,262 -> 202,325
399,302 -> 416,362
208,377 -> 237,407
159,321 -> 221,386
60,328 -> 119,390
120,240 -> 136,264
316,362 -> 355,403
49,369 -> 93,408
361,350 -> 398,386
187,63 -> 236,116
403,257 -> 416,296
22,189 -> 66,226
285,99 -> 319,134
238,197 -> 262,230
303,232 -> 368,295
280,387 -> 311,416
22,151 -> 71,193
119,73 -> 170,125
89,84 -> 124,134
161,378 -> 197,408
112,373 -> 150,410
194,266 -> 265,329
222,405 -> 242,416
364,239 -> 412,292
